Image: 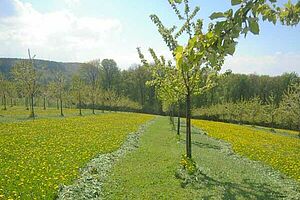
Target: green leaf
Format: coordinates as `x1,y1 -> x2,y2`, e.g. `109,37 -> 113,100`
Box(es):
227,42 -> 236,55
169,0 -> 182,3
175,46 -> 184,67
231,0 -> 242,6
209,12 -> 225,20
249,19 -> 260,35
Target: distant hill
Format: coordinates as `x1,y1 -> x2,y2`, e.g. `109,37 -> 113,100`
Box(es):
0,58 -> 82,79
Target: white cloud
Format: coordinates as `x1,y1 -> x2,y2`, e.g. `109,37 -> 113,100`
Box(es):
223,52 -> 300,76
0,0 -> 123,64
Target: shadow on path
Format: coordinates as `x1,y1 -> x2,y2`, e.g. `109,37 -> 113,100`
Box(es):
193,169 -> 285,200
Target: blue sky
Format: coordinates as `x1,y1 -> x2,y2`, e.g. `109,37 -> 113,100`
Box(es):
0,0 -> 299,75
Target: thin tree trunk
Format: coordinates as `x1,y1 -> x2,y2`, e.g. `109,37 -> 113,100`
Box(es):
43,96 -> 46,110
177,103 -> 180,135
79,91 -> 82,116
10,98 -> 13,107
172,105 -> 175,130
92,99 -> 95,114
102,101 -> 104,113
3,94 -> 7,110
25,96 -> 29,110
186,91 -> 192,159
30,94 -> 35,118
60,94 -> 64,117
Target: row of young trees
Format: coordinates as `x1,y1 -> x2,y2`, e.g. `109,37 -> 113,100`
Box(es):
0,52 -> 143,117
194,83 -> 300,133
139,0 -> 300,158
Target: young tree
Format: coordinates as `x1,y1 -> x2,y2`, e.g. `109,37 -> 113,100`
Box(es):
48,82 -> 60,110
54,72 -> 66,117
0,73 -> 9,110
72,74 -> 85,116
100,59 -> 120,91
247,96 -> 261,125
80,60 -> 100,114
280,83 -> 300,136
7,82 -> 17,107
40,85 -> 50,110
139,0 -> 299,158
12,50 -> 38,118
265,93 -> 278,129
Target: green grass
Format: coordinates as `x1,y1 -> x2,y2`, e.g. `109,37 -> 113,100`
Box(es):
103,117 -> 299,199
102,117 -> 202,199
0,113 -> 154,200
0,106 -> 107,123
193,119 -> 300,182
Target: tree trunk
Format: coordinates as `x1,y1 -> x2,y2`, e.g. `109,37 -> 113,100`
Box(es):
186,91 -> 192,159
177,103 -> 180,135
25,96 -> 29,110
3,94 -> 7,110
10,98 -> 13,107
102,101 -> 104,113
171,105 -> 175,130
30,94 -> 35,118
92,100 -> 95,114
60,93 -> 64,117
43,96 -> 46,110
79,92 -> 82,116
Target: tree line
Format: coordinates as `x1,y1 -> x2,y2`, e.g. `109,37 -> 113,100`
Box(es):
194,82 -> 300,134
0,51 -> 162,117
193,72 -> 299,107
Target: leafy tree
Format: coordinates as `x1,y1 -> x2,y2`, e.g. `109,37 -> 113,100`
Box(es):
265,93 -> 278,129
54,72 -> 66,117
71,74 -> 85,116
0,73 -> 9,110
80,60 -> 100,114
280,83 -> 300,136
100,59 -> 120,91
48,71 -> 66,116
140,0 -> 299,158
40,85 -> 50,110
247,96 -> 261,125
12,50 -> 38,118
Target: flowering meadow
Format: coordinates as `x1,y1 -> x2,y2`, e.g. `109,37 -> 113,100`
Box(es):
192,119 -> 300,182
0,113 -> 153,199
0,107 -> 95,123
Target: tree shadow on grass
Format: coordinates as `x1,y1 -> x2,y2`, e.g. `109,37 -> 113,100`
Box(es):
191,140 -> 221,150
190,170 -> 286,200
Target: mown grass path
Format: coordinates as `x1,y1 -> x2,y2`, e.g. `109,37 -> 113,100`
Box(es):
103,117 -> 299,199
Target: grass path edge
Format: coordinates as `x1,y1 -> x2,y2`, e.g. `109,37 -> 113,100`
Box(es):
56,117 -> 157,200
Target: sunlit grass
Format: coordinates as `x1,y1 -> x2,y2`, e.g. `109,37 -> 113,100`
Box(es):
0,106 -> 103,123
0,113 -> 154,199
192,119 -> 300,182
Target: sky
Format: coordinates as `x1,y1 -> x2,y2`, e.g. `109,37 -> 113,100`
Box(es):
0,0 -> 299,75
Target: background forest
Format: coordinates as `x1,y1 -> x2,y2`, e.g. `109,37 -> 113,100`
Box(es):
1,57 -> 300,131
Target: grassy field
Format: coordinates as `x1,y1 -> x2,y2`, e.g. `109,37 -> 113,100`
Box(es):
102,117 -> 299,199
0,107 -> 103,123
192,119 -> 300,182
1,107 -> 299,199
0,111 -> 154,200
